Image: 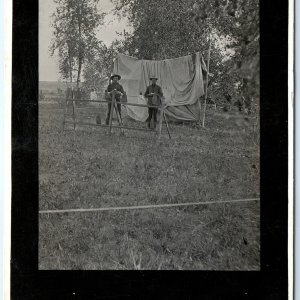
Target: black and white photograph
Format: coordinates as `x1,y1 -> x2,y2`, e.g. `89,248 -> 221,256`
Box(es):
38,0 -> 260,270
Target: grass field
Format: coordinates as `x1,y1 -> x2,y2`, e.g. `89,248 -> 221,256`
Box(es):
39,101 -> 260,270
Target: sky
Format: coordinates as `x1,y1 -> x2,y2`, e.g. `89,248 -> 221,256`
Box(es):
39,0 -> 131,81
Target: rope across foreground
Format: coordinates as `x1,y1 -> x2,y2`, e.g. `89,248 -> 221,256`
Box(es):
39,198 -> 259,214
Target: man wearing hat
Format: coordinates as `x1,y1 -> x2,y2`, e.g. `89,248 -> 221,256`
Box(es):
144,76 -> 163,129
105,74 -> 126,125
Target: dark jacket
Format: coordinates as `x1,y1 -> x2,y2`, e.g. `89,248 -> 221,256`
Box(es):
144,84 -> 163,106
107,82 -> 125,101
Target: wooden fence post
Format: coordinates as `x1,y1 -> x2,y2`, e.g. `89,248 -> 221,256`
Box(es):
63,98 -> 67,130
202,35 -> 212,128
72,99 -> 76,131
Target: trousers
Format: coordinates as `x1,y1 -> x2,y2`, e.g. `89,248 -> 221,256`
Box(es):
148,107 -> 158,127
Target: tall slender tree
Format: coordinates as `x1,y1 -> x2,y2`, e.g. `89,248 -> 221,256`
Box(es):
49,0 -> 105,87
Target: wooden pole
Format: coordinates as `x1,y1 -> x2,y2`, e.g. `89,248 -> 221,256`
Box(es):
202,35 -> 212,128
114,102 -> 125,135
70,99 -> 162,109
63,98 -> 67,131
163,112 -> 171,139
72,99 -> 76,131
64,96 -> 172,139
197,97 -> 202,127
108,91 -> 115,135
64,121 -> 157,132
158,106 -> 163,139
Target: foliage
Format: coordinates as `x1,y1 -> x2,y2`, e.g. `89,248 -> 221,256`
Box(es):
83,40 -> 124,90
112,0 -> 259,111
112,0 -> 210,59
49,0 -> 105,87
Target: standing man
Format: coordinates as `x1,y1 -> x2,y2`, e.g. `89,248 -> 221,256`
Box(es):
144,76 -> 163,128
105,74 -> 125,125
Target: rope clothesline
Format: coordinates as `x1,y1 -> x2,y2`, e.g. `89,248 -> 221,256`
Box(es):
39,197 -> 259,215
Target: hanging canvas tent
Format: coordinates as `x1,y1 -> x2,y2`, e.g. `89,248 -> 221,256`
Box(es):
112,52 -> 207,122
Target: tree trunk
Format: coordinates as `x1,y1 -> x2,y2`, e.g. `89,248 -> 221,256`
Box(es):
69,58 -> 72,83
68,43 -> 73,83
77,58 -> 82,88
76,2 -> 83,88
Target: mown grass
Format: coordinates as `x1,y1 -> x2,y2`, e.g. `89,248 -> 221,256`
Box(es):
39,102 -> 260,270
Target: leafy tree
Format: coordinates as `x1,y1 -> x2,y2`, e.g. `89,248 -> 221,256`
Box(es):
83,40 -> 124,90
49,0 -> 105,87
112,0 -> 259,112
112,0 -> 211,59
184,0 -> 259,112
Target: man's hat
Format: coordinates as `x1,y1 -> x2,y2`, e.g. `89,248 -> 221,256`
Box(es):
150,76 -> 158,80
111,74 -> 121,80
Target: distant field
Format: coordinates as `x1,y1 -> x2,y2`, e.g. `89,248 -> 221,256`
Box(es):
39,81 -> 108,105
39,80 -> 107,92
39,81 -> 70,92
39,102 -> 260,270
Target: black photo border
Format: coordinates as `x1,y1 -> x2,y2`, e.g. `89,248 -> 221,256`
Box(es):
11,0 -> 288,299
